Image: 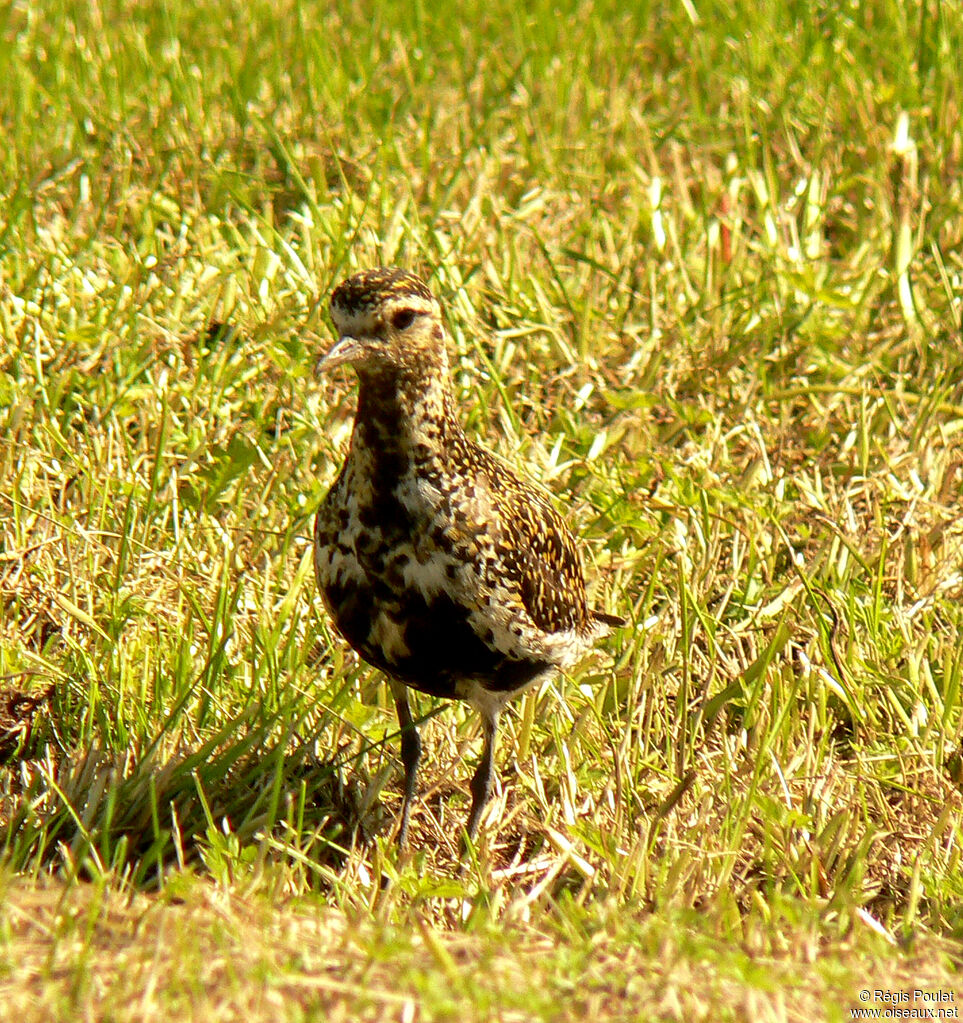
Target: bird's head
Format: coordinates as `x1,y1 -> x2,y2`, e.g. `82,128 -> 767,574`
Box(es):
319,267 -> 447,378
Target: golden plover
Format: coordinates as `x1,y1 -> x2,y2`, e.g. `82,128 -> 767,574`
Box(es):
313,267 -> 622,847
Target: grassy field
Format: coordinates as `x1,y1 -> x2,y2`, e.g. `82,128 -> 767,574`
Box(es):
2,0 -> 963,1019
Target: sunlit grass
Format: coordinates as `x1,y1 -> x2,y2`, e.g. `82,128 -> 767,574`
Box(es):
2,0 -> 963,1019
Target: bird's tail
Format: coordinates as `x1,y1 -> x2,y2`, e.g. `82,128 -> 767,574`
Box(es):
591,610 -> 626,631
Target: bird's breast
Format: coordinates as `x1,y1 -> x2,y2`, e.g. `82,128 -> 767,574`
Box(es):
313,462 -> 568,693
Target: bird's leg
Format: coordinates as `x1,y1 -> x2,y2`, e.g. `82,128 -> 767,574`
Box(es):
389,678 -> 420,849
466,710 -> 499,843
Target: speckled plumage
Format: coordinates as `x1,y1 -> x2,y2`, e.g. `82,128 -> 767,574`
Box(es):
313,267 -> 622,846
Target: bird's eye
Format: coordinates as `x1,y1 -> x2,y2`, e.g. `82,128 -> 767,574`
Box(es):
391,308 -> 418,331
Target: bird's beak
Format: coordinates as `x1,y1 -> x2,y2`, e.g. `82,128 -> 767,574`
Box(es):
316,334 -> 362,375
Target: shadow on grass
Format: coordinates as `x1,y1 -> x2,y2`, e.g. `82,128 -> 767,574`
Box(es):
0,693 -> 384,889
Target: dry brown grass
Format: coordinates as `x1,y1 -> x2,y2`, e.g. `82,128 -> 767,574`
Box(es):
2,0 -> 963,1018
1,876 -> 958,1023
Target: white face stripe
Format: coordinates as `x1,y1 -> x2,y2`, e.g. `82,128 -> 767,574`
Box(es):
331,295 -> 440,337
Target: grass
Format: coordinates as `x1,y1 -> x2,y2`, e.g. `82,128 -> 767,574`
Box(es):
2,0 -> 963,1019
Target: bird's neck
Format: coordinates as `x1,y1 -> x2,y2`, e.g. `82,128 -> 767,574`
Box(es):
351,366 -> 461,466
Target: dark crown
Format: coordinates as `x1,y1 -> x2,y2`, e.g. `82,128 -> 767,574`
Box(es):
330,267 -> 435,318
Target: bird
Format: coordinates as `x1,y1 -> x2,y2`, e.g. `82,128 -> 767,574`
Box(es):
312,266 -> 623,849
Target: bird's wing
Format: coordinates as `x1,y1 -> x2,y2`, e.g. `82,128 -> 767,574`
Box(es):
448,446 -> 591,635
